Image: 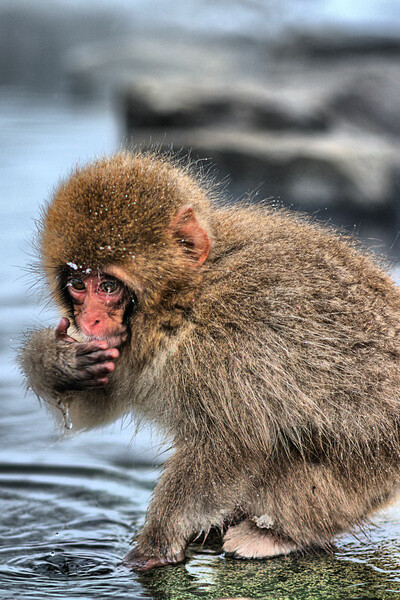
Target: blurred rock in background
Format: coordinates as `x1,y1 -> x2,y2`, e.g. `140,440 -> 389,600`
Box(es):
2,0 -> 399,255
115,29 -> 400,251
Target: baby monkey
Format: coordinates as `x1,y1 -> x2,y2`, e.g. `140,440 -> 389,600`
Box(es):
20,151 -> 400,570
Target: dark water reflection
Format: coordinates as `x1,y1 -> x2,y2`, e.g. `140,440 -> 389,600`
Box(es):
0,462 -> 145,598
1,88 -> 400,599
0,458 -> 158,598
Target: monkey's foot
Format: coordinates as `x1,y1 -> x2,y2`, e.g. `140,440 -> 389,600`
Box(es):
122,547 -> 185,571
222,519 -> 298,559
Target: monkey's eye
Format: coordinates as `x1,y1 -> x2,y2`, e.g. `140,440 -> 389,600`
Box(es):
67,278 -> 85,291
98,280 -> 119,294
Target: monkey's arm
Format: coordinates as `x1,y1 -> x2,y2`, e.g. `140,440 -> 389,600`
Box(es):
124,443 -> 238,570
19,326 -> 127,430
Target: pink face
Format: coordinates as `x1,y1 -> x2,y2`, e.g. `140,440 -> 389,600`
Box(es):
66,274 -> 129,346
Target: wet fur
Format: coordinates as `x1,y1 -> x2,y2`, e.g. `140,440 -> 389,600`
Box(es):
20,151 -> 400,565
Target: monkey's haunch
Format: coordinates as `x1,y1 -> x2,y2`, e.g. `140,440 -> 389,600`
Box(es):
19,150 -> 400,569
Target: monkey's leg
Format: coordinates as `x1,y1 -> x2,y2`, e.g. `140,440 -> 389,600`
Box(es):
124,446 -> 237,571
223,519 -> 298,559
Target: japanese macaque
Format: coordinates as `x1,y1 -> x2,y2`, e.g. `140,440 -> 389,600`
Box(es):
19,151 -> 400,570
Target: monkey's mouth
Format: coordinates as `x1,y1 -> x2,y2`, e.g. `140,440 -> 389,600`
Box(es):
85,331 -> 129,349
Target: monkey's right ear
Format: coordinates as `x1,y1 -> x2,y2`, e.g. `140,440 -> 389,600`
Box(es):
170,206 -> 211,266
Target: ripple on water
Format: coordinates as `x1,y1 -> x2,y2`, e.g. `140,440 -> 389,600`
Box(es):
0,460 -> 150,599
2,547 -> 114,580
0,548 -> 140,598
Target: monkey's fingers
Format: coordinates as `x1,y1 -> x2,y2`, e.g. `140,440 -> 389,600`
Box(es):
71,361 -> 116,389
85,376 -> 111,389
75,347 -> 119,367
89,361 -> 116,376
75,340 -> 111,355
84,361 -> 116,381
123,549 -> 185,571
55,318 -> 77,343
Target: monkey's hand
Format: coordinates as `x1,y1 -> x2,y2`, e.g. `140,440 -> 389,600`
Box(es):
19,318 -> 119,398
53,318 -> 119,391
19,320 -> 132,430
123,546 -> 185,571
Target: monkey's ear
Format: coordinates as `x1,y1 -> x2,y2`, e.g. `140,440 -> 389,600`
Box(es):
170,206 -> 210,266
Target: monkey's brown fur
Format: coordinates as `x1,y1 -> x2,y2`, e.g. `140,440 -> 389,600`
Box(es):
20,151 -> 400,567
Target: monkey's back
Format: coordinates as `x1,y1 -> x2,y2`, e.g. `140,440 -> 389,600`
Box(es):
168,205 -> 400,540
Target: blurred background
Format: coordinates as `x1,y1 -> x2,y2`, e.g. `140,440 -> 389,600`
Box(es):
1,1 -> 400,599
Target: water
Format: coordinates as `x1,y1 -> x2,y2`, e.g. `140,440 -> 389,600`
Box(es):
1,87 -> 400,599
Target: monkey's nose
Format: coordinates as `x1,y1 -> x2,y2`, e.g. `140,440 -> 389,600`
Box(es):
81,311 -> 103,335
88,319 -> 101,332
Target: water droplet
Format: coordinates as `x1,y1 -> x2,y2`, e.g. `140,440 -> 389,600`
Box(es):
58,400 -> 73,430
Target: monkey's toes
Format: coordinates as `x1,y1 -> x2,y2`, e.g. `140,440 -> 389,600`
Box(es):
223,519 -> 298,559
122,548 -> 185,571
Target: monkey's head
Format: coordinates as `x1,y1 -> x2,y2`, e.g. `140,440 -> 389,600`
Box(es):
40,152 -> 213,346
